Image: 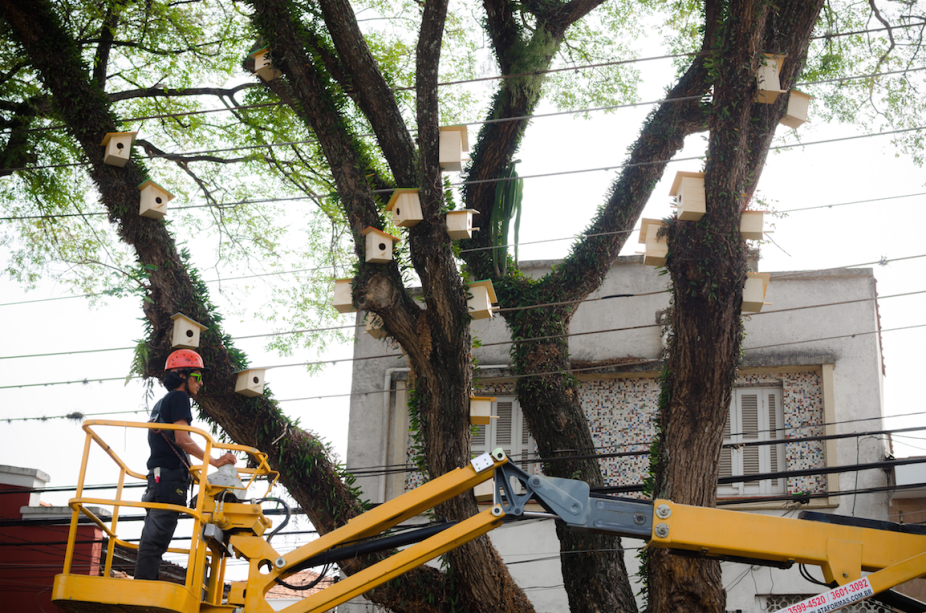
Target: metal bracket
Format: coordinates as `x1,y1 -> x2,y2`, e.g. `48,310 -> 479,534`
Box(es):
493,462 -> 653,538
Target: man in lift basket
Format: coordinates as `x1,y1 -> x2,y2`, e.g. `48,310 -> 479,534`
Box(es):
134,349 -> 237,581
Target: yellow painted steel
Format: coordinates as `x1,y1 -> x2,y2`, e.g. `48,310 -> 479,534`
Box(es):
649,499 -> 926,585
867,552 -> 926,595
53,420 -> 278,613
290,507 -> 505,613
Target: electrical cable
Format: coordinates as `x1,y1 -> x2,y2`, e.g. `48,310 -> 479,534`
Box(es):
3,122 -> 923,220
257,497 -> 291,544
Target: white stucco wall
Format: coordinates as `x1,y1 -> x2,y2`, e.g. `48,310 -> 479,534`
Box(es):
344,257 -> 889,612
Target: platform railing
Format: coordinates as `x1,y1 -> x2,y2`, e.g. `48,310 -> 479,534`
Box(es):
61,420 -> 278,596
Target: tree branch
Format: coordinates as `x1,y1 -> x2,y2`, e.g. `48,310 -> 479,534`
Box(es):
92,2 -> 119,88
136,138 -> 249,165
107,82 -> 260,102
316,0 -> 418,185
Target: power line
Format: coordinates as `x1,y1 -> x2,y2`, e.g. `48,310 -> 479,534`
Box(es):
776,191 -> 926,213
3,123 -> 923,222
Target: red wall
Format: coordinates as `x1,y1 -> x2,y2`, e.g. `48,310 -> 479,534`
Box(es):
1,483 -> 104,613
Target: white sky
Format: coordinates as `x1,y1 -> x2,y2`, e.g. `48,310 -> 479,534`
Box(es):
1,17 -> 924,574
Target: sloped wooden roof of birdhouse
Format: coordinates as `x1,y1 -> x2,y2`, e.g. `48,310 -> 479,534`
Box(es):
361,226 -> 401,242
248,46 -> 270,58
170,313 -> 207,330
747,271 -> 771,293
470,396 -> 497,402
385,188 -> 419,211
439,125 -> 470,151
761,53 -> 786,75
469,279 -> 497,303
137,177 -> 174,198
790,89 -> 813,101
234,366 -> 270,375
100,131 -> 138,146
447,208 -> 479,216
669,171 -> 705,197
638,218 -> 666,244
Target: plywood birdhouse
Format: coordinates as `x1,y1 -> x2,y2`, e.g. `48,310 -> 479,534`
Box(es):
361,227 -> 400,264
170,313 -> 207,349
100,132 -> 138,167
469,396 -> 496,426
446,210 -> 479,239
756,53 -> 786,104
638,218 -> 668,266
365,312 -> 388,340
780,90 -> 813,129
742,272 -> 771,313
468,279 -> 497,320
235,368 -> 267,397
438,125 -> 470,172
669,171 -> 706,221
248,47 -> 281,82
386,189 -> 422,227
137,178 -> 174,219
740,211 -> 765,241
333,278 -> 356,314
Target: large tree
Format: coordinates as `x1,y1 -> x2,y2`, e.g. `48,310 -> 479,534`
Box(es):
2,0 -> 923,612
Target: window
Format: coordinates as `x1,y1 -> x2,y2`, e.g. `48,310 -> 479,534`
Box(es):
471,397 -> 535,471
719,388 -> 785,496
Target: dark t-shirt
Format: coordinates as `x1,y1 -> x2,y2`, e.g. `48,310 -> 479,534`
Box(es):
146,390 -> 194,471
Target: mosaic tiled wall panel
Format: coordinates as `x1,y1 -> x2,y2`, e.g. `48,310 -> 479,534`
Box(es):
736,372 -> 827,495
403,372 -> 826,496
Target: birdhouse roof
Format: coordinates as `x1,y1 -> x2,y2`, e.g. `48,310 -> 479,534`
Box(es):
789,89 -> 814,101
447,209 -> 479,216
439,125 -> 469,151
100,131 -> 138,146
638,218 -> 666,244
470,396 -> 497,402
361,226 -> 401,242
335,277 -> 353,283
170,313 -> 207,331
469,279 -> 497,303
747,272 -> 771,294
234,367 -> 269,375
385,188 -> 419,211
137,177 -> 175,199
248,46 -> 270,58
761,53 -> 786,75
669,171 -> 705,197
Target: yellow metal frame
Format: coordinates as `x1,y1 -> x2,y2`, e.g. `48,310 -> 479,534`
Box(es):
53,420 -> 278,613
649,499 -> 926,587
226,451 -> 509,613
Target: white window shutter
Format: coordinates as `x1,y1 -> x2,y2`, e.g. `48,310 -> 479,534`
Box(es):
722,388 -> 786,498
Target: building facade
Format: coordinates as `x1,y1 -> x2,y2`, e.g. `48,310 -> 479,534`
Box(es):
345,257 -> 894,612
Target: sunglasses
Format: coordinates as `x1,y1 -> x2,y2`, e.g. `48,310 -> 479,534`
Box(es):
188,372 -> 203,383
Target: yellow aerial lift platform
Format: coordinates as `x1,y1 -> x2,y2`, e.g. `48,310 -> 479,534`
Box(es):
52,420 -> 925,613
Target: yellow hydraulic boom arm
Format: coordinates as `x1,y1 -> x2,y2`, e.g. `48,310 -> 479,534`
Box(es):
51,423 -> 925,613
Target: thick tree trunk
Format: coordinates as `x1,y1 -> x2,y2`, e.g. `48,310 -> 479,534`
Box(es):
649,2 -> 824,611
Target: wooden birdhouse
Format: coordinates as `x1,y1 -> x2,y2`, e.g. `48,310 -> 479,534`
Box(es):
740,210 -> 765,241
638,218 -> 668,266
669,171 -> 706,221
365,312 -> 388,340
742,272 -> 771,313
756,53 -> 786,104
235,368 -> 267,397
438,125 -> 469,172
333,278 -> 356,314
361,227 -> 400,264
100,132 -> 138,167
779,90 -> 813,129
386,189 -> 422,227
469,396 -> 496,426
137,178 -> 174,219
248,47 -> 281,82
446,210 -> 479,239
467,279 -> 497,320
170,313 -> 207,349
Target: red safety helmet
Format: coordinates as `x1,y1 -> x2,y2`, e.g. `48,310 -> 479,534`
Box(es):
165,349 -> 211,373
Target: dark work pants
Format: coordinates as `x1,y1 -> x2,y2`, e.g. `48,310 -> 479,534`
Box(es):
134,469 -> 189,581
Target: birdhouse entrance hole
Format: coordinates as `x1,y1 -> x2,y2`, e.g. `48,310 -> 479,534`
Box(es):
186,329 -> 194,338
379,242 -> 386,251
116,143 -> 124,150
253,376 -> 259,384
156,197 -> 163,204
